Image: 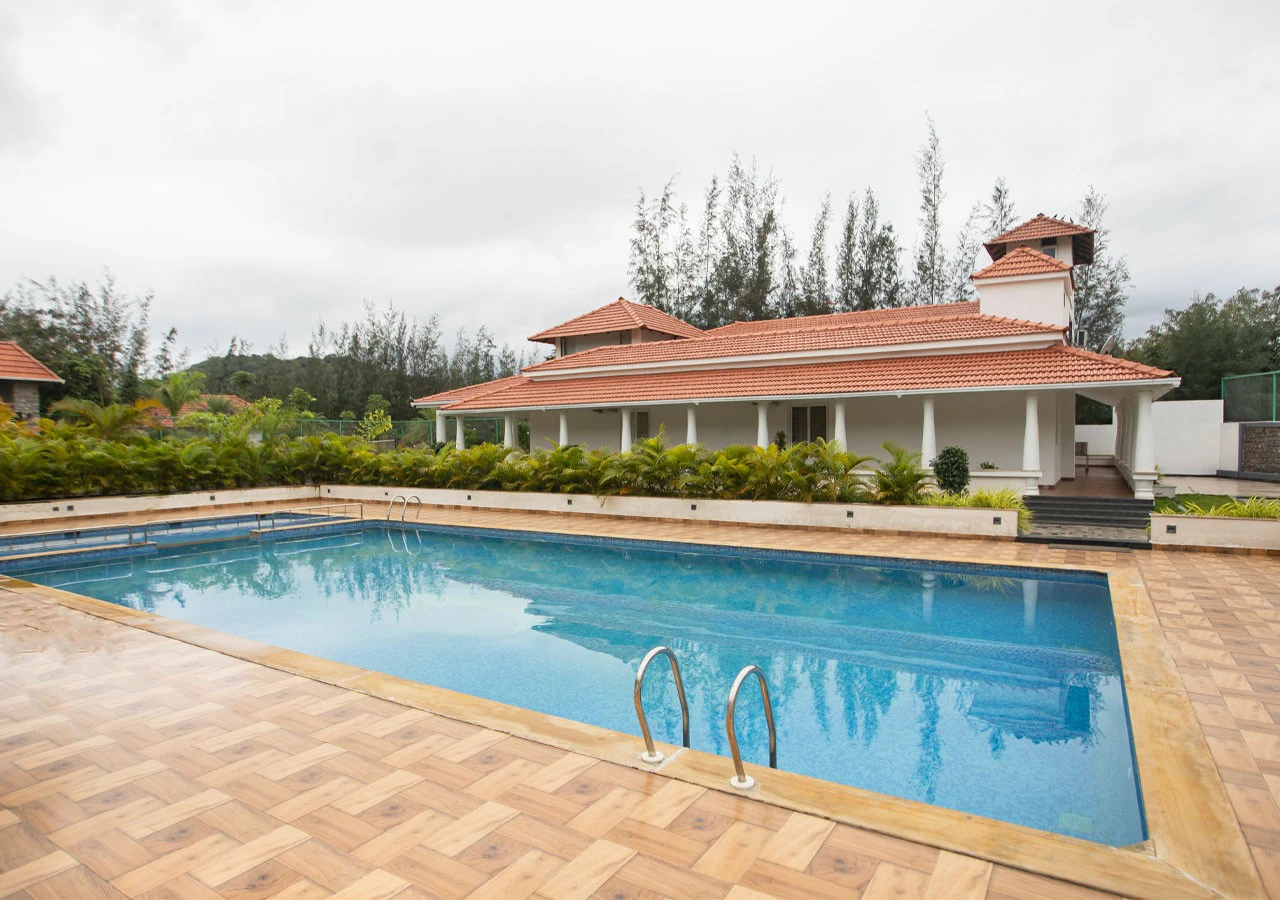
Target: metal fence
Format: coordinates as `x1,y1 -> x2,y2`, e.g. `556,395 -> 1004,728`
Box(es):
296,417 -> 507,445
1223,371 -> 1280,422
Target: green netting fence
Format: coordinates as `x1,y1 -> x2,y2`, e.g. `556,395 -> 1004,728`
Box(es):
1223,372 -> 1280,423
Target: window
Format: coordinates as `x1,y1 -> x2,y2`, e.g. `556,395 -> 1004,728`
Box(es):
633,410 -> 650,440
1039,238 -> 1057,258
791,405 -> 828,443
618,331 -> 633,345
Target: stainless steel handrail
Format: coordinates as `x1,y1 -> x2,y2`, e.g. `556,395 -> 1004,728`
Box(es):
385,495 -> 407,522
725,664 -> 777,789
633,646 -> 690,764
404,496 -> 422,522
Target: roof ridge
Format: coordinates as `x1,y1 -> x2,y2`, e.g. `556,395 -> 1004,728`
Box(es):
1059,345 -> 1172,377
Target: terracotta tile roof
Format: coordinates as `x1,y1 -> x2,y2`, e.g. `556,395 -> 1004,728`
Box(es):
525,313 -> 1061,373
0,342 -> 63,383
984,214 -> 1095,265
971,246 -> 1072,280
706,301 -> 981,336
442,347 -> 1173,412
413,375 -> 528,406
528,298 -> 704,343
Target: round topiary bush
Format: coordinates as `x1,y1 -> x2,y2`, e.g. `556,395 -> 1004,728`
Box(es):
932,445 -> 970,495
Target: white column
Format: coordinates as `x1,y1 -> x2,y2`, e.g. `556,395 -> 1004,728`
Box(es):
558,412 -> 569,447
832,401 -> 847,450
1133,390 -> 1155,472
435,411 -> 446,445
455,415 -> 466,451
756,403 -> 769,448
620,408 -> 632,452
503,415 -> 515,449
1022,394 -> 1041,472
686,406 -> 698,445
1023,580 -> 1038,630
921,397 -> 936,465
922,572 -> 935,624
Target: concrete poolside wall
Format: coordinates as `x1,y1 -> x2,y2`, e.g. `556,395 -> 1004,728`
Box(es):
320,484 -> 1020,538
0,484 -> 1020,538
0,485 -> 320,525
1151,513 -> 1280,551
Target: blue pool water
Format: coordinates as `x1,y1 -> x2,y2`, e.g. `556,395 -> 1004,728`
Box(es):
6,524 -> 1145,845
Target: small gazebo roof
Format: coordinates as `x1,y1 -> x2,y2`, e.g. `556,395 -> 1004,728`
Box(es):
984,214 -> 1095,266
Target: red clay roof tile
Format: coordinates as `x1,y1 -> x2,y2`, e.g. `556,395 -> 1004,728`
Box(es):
0,342 -> 62,383
984,214 -> 1095,265
441,347 -> 1173,412
413,374 -> 529,406
971,246 -> 1072,280
705,301 -> 981,336
528,298 -> 704,343
525,313 -> 1060,373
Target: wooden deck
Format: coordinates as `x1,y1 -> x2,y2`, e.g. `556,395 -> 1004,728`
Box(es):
1,503 -> 1277,897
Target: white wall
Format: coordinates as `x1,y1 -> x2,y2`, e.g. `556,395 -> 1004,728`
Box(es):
975,275 -> 1071,327
561,332 -> 624,355
1220,422 -> 1240,471
1076,423 -> 1116,456
1152,400 -> 1224,474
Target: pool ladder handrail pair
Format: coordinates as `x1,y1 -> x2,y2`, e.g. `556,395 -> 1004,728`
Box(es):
385,495 -> 422,522
633,645 -> 777,790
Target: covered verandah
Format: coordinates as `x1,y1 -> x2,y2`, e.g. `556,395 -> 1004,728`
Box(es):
433,383 -> 1166,497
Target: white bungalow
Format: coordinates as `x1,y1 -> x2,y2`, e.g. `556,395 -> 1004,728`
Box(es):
414,215 -> 1178,499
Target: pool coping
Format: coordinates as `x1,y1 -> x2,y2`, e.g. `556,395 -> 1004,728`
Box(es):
0,514 -> 1262,899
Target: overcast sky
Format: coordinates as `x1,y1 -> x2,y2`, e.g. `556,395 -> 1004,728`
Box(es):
2,1 -> 1277,363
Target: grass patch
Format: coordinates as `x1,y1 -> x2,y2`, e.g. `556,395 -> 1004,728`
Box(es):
1154,493 -> 1232,514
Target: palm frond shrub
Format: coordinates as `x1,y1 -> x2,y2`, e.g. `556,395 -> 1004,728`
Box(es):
870,442 -> 931,505
1180,497 -> 1280,519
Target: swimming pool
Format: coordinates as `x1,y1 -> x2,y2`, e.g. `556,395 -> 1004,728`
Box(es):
4,523 -> 1145,845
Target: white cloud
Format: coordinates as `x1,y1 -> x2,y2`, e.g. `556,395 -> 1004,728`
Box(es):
2,0 -> 1277,359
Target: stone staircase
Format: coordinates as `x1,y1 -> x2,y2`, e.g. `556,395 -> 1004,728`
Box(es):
1019,495 -> 1154,548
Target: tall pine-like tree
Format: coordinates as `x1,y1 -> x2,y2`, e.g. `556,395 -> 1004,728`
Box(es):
798,194 -> 832,315
911,116 -> 947,305
834,194 -> 859,312
983,177 -> 1017,237
1073,186 -> 1130,350
854,189 -> 904,309
944,204 -> 982,302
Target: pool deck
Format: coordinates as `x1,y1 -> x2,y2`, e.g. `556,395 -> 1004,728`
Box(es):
1,504 -> 1277,898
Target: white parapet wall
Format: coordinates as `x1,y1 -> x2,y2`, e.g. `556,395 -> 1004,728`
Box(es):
321,484 -> 1020,538
1151,514 -> 1280,551
0,485 -> 321,525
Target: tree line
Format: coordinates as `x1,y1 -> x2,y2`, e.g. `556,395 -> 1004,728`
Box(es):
0,277 -> 536,420
627,117 -> 1131,352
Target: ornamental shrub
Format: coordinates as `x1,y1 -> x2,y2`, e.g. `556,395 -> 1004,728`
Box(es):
932,445 -> 970,495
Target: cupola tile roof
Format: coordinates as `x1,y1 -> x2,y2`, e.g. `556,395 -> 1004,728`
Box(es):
528,297 -> 705,343
983,214 -> 1095,265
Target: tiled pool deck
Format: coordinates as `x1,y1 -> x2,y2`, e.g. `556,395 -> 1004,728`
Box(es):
1,503 -> 1277,898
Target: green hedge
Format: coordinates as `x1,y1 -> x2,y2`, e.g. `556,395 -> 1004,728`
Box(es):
0,428 -> 1029,528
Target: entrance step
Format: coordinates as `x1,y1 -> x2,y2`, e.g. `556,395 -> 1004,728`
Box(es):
1021,496 -> 1153,547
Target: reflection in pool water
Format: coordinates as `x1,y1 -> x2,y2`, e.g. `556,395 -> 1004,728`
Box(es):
8,525 -> 1145,845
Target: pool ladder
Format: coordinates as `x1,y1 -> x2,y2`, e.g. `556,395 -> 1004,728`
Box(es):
386,495 -> 422,522
633,646 -> 777,790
